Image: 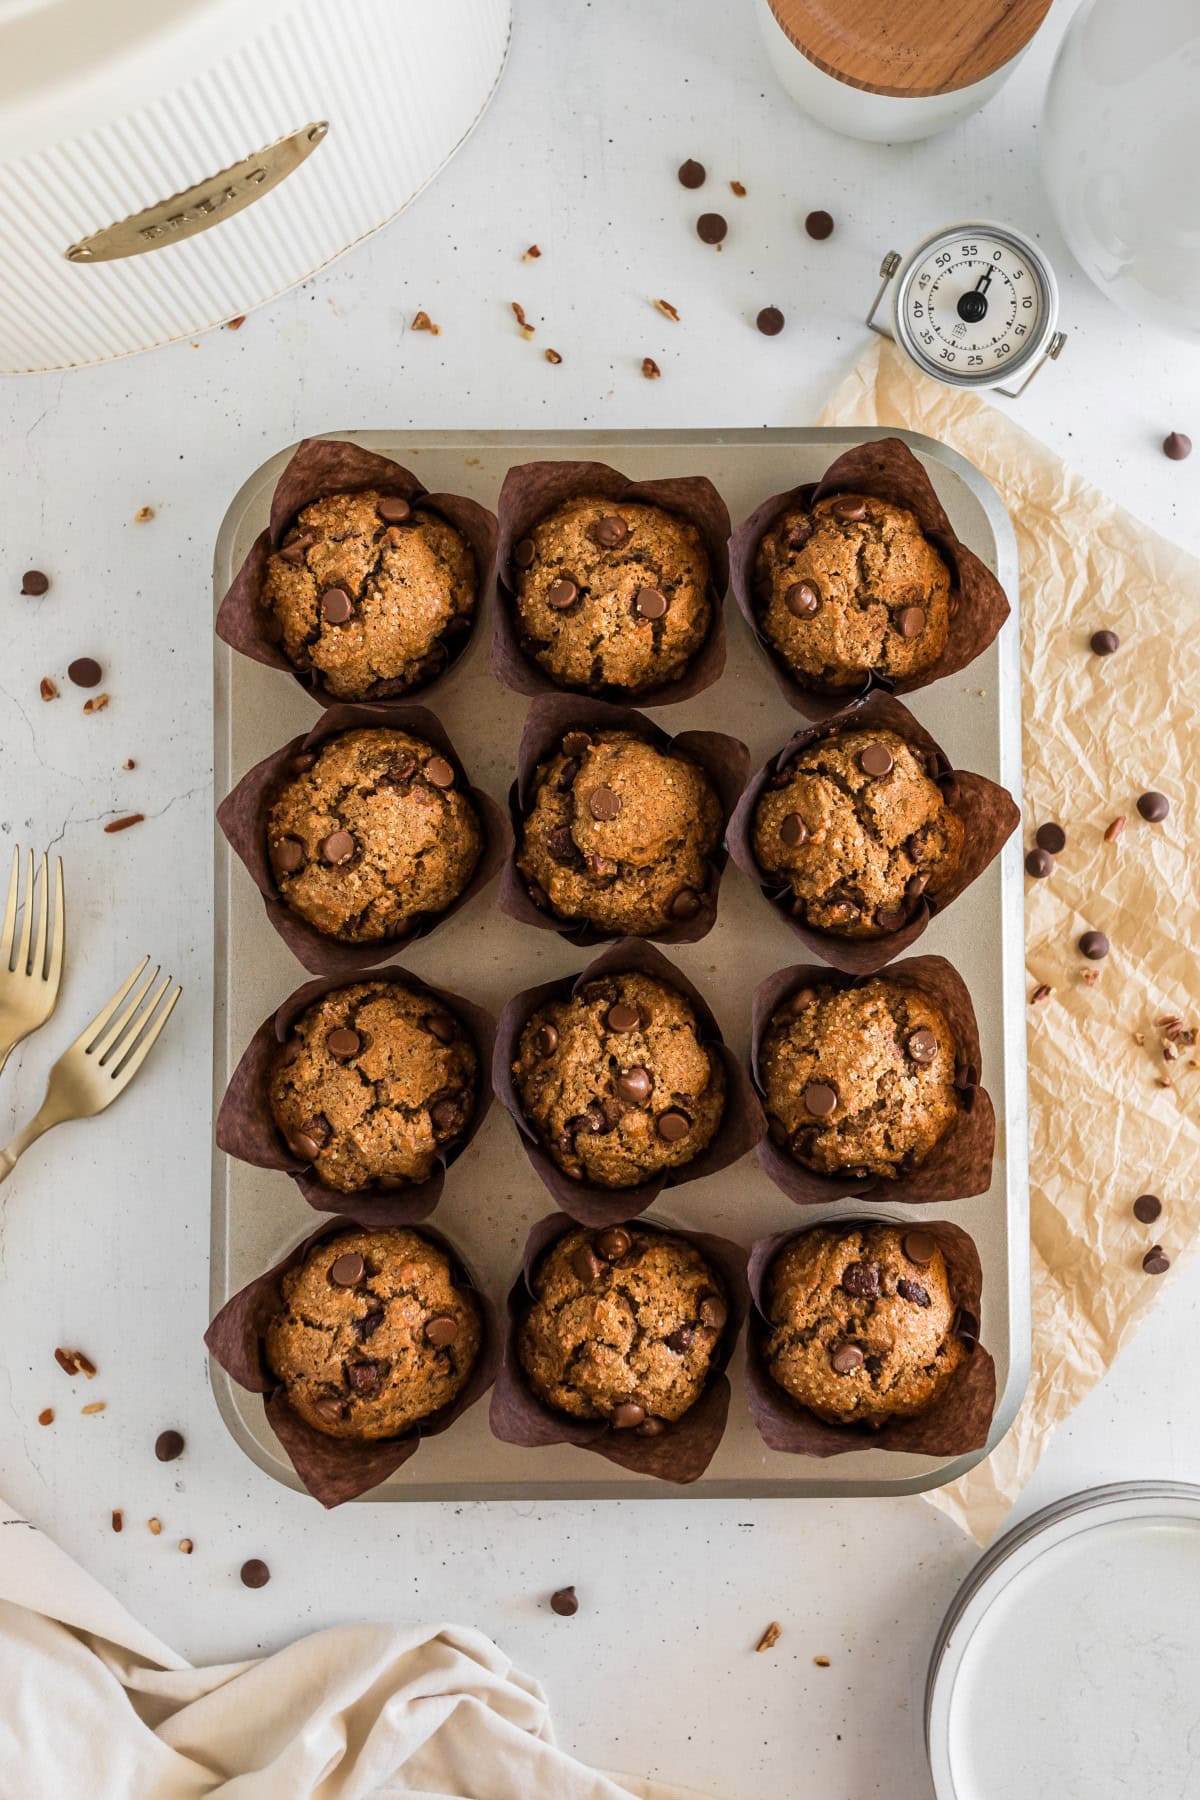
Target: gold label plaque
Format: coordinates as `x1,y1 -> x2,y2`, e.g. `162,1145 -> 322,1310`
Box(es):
65,121 -> 329,264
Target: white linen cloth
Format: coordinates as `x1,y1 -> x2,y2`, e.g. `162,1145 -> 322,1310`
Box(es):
0,1499 -> 713,1800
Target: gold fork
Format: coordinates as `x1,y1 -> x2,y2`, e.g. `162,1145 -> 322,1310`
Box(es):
0,955 -> 181,1184
0,846 -> 65,1079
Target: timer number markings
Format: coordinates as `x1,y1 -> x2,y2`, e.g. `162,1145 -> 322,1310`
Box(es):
907,241 -> 1042,373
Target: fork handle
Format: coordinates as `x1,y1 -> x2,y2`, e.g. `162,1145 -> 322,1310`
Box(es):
0,1112 -> 54,1185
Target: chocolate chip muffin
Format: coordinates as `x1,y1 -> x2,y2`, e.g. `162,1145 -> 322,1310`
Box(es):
512,970 -> 725,1188
761,980 -> 959,1179
262,489 -> 477,700
511,496 -> 711,695
752,728 -> 962,938
516,728 -> 722,935
754,493 -> 951,691
269,982 -> 478,1192
267,728 -> 483,942
760,1225 -> 965,1427
266,1228 -> 482,1440
519,1225 -> 728,1430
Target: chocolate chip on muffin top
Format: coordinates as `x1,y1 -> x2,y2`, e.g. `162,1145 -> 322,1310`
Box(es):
753,492 -> 951,691
516,728 -> 722,935
511,496 -> 711,695
752,728 -> 962,938
267,727 -> 482,943
263,488 -> 478,700
512,970 -> 725,1188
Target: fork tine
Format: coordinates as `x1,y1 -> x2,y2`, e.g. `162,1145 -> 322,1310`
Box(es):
97,971 -> 170,1067
107,983 -> 181,1088
30,853 -> 49,981
1,846 -> 18,965
90,964 -> 160,1062
73,955 -> 150,1052
45,858 -> 65,991
14,848 -> 34,976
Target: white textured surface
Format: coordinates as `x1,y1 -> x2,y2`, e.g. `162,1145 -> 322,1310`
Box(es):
0,1 -> 1198,1795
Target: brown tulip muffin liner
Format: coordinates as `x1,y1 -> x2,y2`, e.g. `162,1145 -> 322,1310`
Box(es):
729,435 -> 1011,720
726,691 -> 1020,975
489,1212 -> 749,1484
745,1218 -> 996,1459
216,701 -> 511,976
491,459 -> 731,705
752,956 -> 995,1208
492,938 -> 765,1226
215,436 -> 498,710
205,1216 -> 500,1507
499,694 -> 751,947
216,967 -> 495,1227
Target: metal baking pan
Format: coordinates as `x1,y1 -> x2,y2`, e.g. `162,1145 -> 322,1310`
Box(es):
211,427 -> 1029,1500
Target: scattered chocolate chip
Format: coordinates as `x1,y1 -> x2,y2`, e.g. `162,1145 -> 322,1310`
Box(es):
546,577 -> 579,610
696,212 -> 728,245
329,1251 -> 365,1287
1137,791 -> 1169,822
562,730 -> 591,758
319,831 -> 354,866
906,1027 -> 938,1064
67,657 -> 102,689
425,1314 -> 459,1347
896,1278 -> 931,1307
637,1417 -> 666,1438
21,570 -> 49,596
805,210 -> 834,240
633,585 -> 668,618
1133,1193 -> 1163,1224
321,584 -> 353,624
677,159 -> 706,189
513,538 -> 536,570
833,497 -> 867,522
424,755 -> 455,788
902,1231 -> 937,1266
898,606 -> 926,638
347,1361 -> 380,1395
786,518 -> 813,551
831,1343 -> 863,1374
616,1065 -> 652,1104
326,1027 -> 362,1059
668,886 -> 702,920
571,1243 -> 604,1284
789,987 -> 819,1013
780,812 -> 808,847
550,1584 -> 579,1615
756,306 -> 785,336
786,580 -> 821,617
1079,930 -> 1109,960
699,1294 -> 728,1330
1143,1246 -> 1170,1276
430,1100 -> 461,1134
377,496 -> 412,524
612,1402 -> 646,1429
804,1081 -> 837,1118
534,1023 -> 559,1057
1163,432 -> 1192,461
155,1430 -> 185,1462
841,1261 -> 880,1299
657,1108 -> 691,1142
666,1326 -> 694,1353
858,742 -> 893,777
425,1013 -> 458,1044
1025,848 -> 1055,878
278,532 -> 315,565
1036,823 -> 1066,854
588,785 -> 621,822
596,1227 -> 631,1261
1090,629 -> 1119,656
605,1002 -> 641,1032
240,1559 -> 270,1589
592,515 -> 629,549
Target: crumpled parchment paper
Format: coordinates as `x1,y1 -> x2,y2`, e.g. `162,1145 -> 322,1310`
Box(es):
820,337 -> 1200,1544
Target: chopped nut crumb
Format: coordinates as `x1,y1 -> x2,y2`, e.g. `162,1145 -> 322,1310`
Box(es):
653,298 -> 681,323
178,1538 -> 194,1555
411,310 -> 441,335
83,692 -> 110,714
134,506 -> 155,523
37,1408 -> 53,1427
111,1510 -> 123,1533
1103,816 -> 1126,842
730,179 -> 747,197
148,1518 -> 162,1536
544,348 -> 562,364
813,1655 -> 831,1668
1082,969 -> 1099,987
1163,1042 -> 1179,1061
522,244 -> 542,262
511,301 -> 535,339
642,357 -> 662,379
226,315 -> 246,330
80,1401 -> 107,1416
1155,1076 -> 1173,1089
39,678 -> 58,702
54,1348 -> 97,1378
103,814 -> 144,833
123,758 -> 136,771
1031,984 -> 1053,1005
756,1621 -> 782,1653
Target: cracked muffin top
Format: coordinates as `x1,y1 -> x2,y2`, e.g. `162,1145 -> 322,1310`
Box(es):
266,1228 -> 482,1440
760,980 -> 959,1179
516,727 -> 723,936
753,492 -> 951,691
512,970 -> 726,1189
518,1225 -> 728,1429
262,488 -> 478,700
266,727 -> 483,943
752,727 -> 963,939
760,1224 -> 966,1427
511,495 -> 712,695
269,981 -> 478,1192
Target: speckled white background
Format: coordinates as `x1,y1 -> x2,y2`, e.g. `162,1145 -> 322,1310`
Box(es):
1,2 -> 1198,1796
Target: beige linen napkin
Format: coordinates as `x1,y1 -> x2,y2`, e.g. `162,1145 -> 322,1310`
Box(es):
0,1499 -> 714,1800
819,337 -> 1200,1543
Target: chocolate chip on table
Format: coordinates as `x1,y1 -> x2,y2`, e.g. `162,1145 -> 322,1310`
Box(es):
534,1023 -> 559,1057
1025,848 -> 1055,878
669,886 -> 702,920
326,1027 -> 362,1059
858,742 -> 893,777
786,581 -> 820,617
804,1081 -> 837,1118
1079,930 -> 1110,960
896,1278 -> 931,1307
616,1065 -> 652,1104
377,496 -> 412,523
677,159 -> 706,189
756,306 -> 785,336
155,1430 -> 185,1462
320,830 -> 355,865
902,1231 -> 937,1266
657,1108 -> 691,1142
898,606 -> 926,638
1036,823 -> 1066,854
425,1315 -> 459,1347
589,785 -> 621,821
696,213 -> 728,245
1162,432 -> 1192,461
321,585 -> 353,624
21,570 -> 50,596
329,1251 -> 365,1287
805,210 -> 834,240
240,1559 -> 270,1589
633,586 -> 668,618
830,1343 -> 863,1374
592,515 -> 630,550
571,1243 -> 604,1284
425,1013 -> 458,1043
1137,791 -> 1169,822
605,1002 -> 641,1032
67,657 -> 102,689
906,1027 -> 938,1063
550,1585 -> 580,1616
841,1261 -> 880,1299
1090,629 -> 1119,656
547,577 -> 578,609
611,1402 -> 646,1429
596,1227 -> 631,1261
1133,1193 -> 1163,1224
780,812 -> 808,847
1142,1246 -> 1170,1276
424,755 -> 455,788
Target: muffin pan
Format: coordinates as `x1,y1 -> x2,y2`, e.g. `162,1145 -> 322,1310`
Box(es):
212,427 -> 1028,1500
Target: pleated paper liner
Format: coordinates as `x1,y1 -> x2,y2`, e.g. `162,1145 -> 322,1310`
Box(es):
205,1218 -> 499,1507
751,956 -> 995,1208
216,967 -> 495,1227
729,435 -> 1010,720
215,436 -> 498,709
726,690 -> 1020,975
491,459 -> 731,705
216,701 -> 511,977
745,1219 -> 996,1459
498,693 -> 750,947
489,1213 -> 749,1485
491,937 -> 765,1227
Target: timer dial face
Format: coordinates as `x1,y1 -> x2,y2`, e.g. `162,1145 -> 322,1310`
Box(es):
898,231 -> 1051,383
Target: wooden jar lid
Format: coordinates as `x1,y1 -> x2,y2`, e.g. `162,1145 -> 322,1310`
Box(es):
767,0 -> 1053,98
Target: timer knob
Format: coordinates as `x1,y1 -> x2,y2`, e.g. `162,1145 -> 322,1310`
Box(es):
957,290 -> 989,323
